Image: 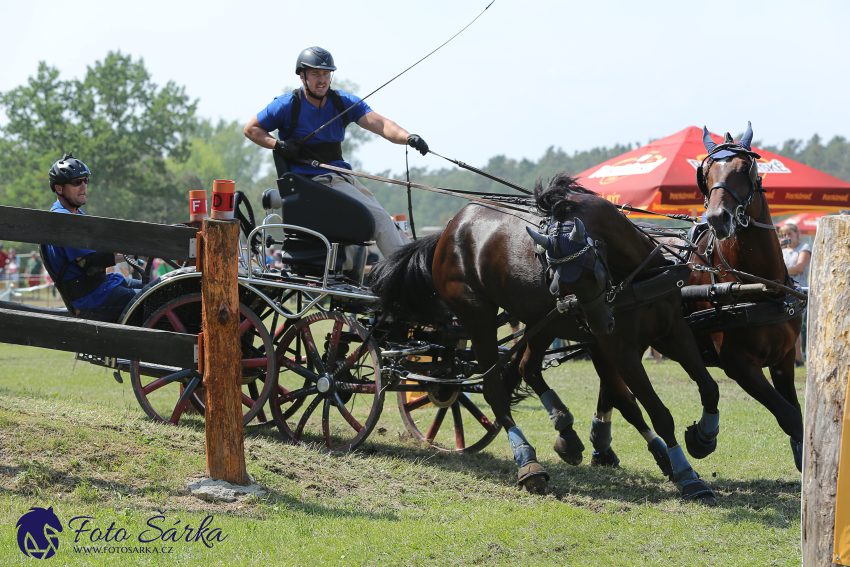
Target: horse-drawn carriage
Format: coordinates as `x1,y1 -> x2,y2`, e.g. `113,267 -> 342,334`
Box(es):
38,123 -> 805,504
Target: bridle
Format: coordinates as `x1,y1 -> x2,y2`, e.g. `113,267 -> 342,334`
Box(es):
544,221 -> 614,312
697,143 -> 774,232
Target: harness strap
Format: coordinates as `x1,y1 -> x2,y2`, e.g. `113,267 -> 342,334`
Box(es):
285,88 -> 351,142
611,242 -> 667,298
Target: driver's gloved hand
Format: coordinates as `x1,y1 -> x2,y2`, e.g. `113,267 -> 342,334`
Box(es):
274,139 -> 301,161
407,134 -> 429,156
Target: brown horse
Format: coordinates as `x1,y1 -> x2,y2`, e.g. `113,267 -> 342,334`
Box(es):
371,173 -> 718,502
688,123 -> 804,470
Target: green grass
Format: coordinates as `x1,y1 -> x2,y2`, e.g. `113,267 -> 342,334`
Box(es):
0,344 -> 803,566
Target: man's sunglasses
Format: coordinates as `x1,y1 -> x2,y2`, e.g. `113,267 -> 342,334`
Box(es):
67,177 -> 90,187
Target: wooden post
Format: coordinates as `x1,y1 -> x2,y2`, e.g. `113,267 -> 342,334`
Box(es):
803,215 -> 850,566
201,216 -> 249,485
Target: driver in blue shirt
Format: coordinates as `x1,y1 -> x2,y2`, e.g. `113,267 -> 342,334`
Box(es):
43,153 -> 142,321
243,46 -> 429,257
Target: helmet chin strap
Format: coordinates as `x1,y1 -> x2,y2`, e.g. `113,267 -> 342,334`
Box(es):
302,71 -> 333,108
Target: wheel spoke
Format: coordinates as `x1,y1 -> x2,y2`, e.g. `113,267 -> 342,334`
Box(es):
142,368 -> 194,395
295,396 -> 322,440
322,397 -> 333,449
336,382 -> 377,394
458,393 -> 498,432
333,341 -> 369,378
403,394 -> 431,412
238,317 -> 253,337
300,326 -> 326,375
170,375 -> 201,425
277,385 -> 318,405
241,392 -> 255,409
426,407 -> 448,442
332,393 -> 363,433
242,357 -> 270,368
247,381 -> 268,423
164,310 -> 187,334
451,402 -> 466,450
325,320 -> 345,371
278,355 -> 319,382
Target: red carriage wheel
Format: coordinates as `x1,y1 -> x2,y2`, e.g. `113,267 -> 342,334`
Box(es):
270,311 -> 383,452
397,384 -> 501,453
129,293 -> 276,426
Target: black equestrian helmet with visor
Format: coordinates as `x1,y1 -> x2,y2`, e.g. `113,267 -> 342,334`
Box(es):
295,46 -> 337,75
49,152 -> 91,192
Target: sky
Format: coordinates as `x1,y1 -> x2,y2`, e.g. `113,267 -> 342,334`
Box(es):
2,0 -> 849,176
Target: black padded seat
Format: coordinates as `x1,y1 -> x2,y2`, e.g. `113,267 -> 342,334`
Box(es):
277,172 -> 375,244
276,172 -> 375,275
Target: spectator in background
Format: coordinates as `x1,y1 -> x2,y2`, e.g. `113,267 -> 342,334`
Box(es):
7,248 -> 18,284
0,244 -> 8,280
780,222 -> 811,367
25,252 -> 43,299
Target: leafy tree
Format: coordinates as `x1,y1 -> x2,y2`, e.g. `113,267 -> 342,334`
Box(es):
0,51 -> 197,222
167,118 -> 266,195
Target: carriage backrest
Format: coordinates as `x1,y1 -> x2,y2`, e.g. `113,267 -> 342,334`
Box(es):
276,172 -> 375,244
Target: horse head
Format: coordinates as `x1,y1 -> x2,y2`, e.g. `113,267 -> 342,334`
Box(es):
527,218 -> 615,335
698,122 -> 762,240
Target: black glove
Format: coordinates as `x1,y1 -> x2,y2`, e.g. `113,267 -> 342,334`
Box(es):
407,134 -> 429,156
274,138 -> 301,161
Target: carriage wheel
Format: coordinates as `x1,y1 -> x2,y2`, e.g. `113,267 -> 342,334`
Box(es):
270,311 -> 383,452
397,385 -> 501,453
129,293 -> 276,426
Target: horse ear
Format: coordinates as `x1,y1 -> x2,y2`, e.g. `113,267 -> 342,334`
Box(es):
724,132 -> 734,143
703,127 -> 716,152
740,121 -> 754,149
569,218 -> 586,243
525,227 -> 551,250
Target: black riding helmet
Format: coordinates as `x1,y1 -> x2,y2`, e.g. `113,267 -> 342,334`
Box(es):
48,152 -> 91,192
295,46 -> 337,75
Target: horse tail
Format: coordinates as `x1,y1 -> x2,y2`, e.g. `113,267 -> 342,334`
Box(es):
369,232 -> 452,324
501,358 -> 535,406
534,171 -> 596,220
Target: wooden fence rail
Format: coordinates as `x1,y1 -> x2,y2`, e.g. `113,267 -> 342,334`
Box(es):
0,205 -> 197,262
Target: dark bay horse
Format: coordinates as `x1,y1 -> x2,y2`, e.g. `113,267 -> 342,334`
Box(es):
685,123 -> 804,470
371,173 -> 719,502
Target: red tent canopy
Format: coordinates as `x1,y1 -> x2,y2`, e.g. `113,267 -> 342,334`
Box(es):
574,126 -> 850,217
778,212 -> 830,235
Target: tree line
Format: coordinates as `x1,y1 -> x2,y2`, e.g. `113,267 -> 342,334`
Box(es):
2,52 -> 849,232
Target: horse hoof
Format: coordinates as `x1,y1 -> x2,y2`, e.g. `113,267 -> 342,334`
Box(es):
554,433 -> 584,466
681,480 -> 717,506
517,461 -> 549,494
684,422 -> 717,459
790,438 -> 803,472
590,447 -> 621,468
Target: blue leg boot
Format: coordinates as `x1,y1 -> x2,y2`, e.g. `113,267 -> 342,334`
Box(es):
647,437 -> 673,478
508,427 -> 548,494
668,444 -> 716,504
589,415 -> 620,468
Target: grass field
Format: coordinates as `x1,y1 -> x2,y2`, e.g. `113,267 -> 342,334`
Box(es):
0,342 -> 803,566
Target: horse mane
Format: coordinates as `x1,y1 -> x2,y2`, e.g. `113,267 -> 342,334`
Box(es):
534,172 -> 597,220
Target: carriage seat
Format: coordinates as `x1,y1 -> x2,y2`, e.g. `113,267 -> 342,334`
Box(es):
276,172 -> 376,275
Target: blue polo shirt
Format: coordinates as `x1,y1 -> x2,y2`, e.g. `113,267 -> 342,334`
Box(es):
44,201 -> 124,310
256,88 -> 372,176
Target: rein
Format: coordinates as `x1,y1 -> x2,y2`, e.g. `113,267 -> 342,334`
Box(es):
296,158 -> 532,214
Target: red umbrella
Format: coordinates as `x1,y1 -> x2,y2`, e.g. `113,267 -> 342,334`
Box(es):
779,212 -> 830,235
574,126 -> 850,217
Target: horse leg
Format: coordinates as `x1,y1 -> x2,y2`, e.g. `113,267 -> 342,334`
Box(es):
769,348 -> 805,471
519,334 -> 585,466
652,318 -> 721,460
597,339 -> 715,503
449,296 -> 549,493
588,346 -> 672,476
